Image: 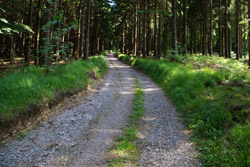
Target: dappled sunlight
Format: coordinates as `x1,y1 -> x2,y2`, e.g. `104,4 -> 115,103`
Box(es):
94,128 -> 121,134
109,64 -> 131,69
120,91 -> 134,95
143,88 -> 161,92
142,117 -> 156,121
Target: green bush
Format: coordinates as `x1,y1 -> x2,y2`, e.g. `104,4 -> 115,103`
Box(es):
0,56 -> 108,123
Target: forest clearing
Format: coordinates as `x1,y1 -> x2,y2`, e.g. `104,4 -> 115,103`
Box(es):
1,0 -> 250,166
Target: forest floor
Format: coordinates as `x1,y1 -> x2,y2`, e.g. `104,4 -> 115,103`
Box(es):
0,54 -> 200,167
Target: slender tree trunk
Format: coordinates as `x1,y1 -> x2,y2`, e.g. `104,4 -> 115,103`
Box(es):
134,3 -> 138,55
172,0 -> 177,54
143,0 -> 147,57
147,0 -> 151,56
158,11 -> 162,57
224,0 -> 228,58
10,36 -> 15,64
79,0 -> 86,58
194,23 -> 197,54
200,20 -> 203,53
163,0 -> 168,56
34,0 -> 42,65
219,0 -> 222,57
227,0 -> 231,58
248,0 -> 250,67
25,0 -> 33,65
190,28 -> 193,54
154,0 -> 157,57
203,0 -> 207,55
122,19 -> 126,53
236,0 -> 240,60
40,0 -> 51,66
183,0 -> 187,54
84,0 -> 91,59
209,0 -> 213,55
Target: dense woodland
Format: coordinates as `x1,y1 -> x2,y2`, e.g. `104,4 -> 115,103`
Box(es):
0,0 -> 113,66
1,0 -> 250,67
1,1 -> 250,166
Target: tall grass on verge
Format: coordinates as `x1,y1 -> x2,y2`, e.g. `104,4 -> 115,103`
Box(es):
116,52 -> 250,167
107,79 -> 145,167
0,56 -> 108,124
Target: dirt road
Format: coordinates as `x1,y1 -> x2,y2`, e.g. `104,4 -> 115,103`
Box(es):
0,54 -> 200,167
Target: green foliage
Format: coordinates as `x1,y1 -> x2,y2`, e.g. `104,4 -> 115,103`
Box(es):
40,1 -> 78,65
116,52 -> 250,167
0,4 -> 34,35
0,17 -> 34,35
0,56 -> 108,123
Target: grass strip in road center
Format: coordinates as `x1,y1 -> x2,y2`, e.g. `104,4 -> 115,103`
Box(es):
107,79 -> 145,167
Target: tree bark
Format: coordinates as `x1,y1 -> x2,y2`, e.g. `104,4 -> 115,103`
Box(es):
34,0 -> 42,65
143,0 -> 147,57
183,0 -> 187,54
158,10 -> 162,57
236,0 -> 240,60
209,0 -> 213,55
248,0 -> 250,67
25,0 -> 33,65
79,0 -> 86,58
171,0 -> 177,54
84,0 -> 91,59
154,0 -> 157,57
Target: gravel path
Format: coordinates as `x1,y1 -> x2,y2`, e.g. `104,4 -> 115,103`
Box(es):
133,72 -> 201,167
0,54 -> 200,167
0,55 -> 136,167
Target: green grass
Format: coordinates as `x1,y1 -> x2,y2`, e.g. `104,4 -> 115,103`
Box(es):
0,55 -> 108,124
116,52 -> 250,167
108,79 -> 145,167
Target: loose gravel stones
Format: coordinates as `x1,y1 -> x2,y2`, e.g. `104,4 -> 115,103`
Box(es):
0,55 -> 135,167
133,72 -> 201,167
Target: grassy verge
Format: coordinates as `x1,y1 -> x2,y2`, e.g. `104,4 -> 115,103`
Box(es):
0,55 -> 108,124
107,79 -> 145,167
115,52 -> 250,167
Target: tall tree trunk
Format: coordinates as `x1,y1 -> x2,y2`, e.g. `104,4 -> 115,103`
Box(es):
134,2 -> 138,55
203,0 -> 207,55
171,0 -> 177,54
25,0 -> 33,65
190,27 -> 193,54
236,0 -> 240,60
219,0 -> 222,57
40,0 -> 51,66
158,11 -> 162,57
239,2 -> 242,58
146,0 -> 151,56
227,0 -> 231,58
183,0 -> 187,54
163,0 -> 169,56
224,0 -> 228,58
154,0 -> 157,57
84,0 -> 91,59
79,0 -> 86,58
209,0 -> 213,55
143,0 -> 147,57
34,0 -> 42,65
10,36 -> 15,64
248,0 -> 250,67
194,23 -> 197,54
